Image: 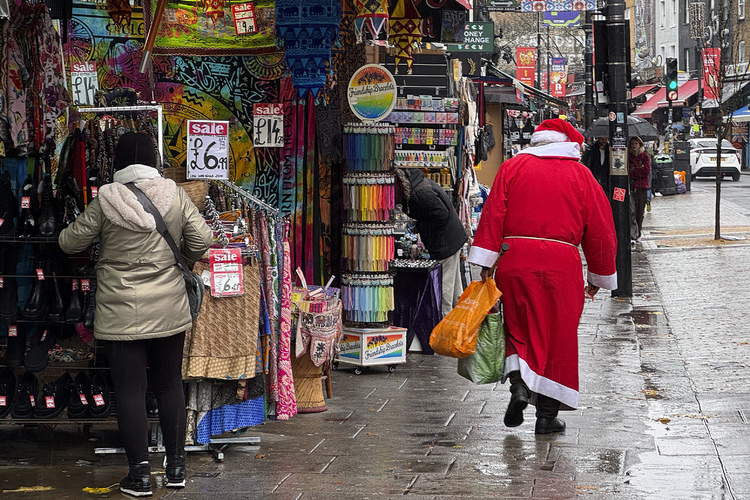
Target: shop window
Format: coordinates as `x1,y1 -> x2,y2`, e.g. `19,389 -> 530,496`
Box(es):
740,0 -> 746,20
740,41 -> 747,63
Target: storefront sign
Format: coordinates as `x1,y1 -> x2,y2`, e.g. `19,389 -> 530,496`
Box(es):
487,0 -> 520,11
186,120 -> 230,179
70,61 -> 99,106
543,11 -> 581,26
232,3 -> 258,35
444,22 -> 493,52
516,47 -> 536,87
209,248 -> 244,297
521,0 -> 596,12
702,48 -> 721,100
253,103 -> 283,147
550,57 -> 566,97
347,64 -> 397,122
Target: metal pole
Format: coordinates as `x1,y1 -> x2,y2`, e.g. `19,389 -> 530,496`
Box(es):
606,0 -> 632,297
546,25 -> 551,104
536,12 -> 542,102
584,11 -> 595,130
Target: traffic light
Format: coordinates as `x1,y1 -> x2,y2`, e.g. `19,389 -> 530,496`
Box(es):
665,58 -> 678,102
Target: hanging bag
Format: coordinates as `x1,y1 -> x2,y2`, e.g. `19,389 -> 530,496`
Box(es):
457,312 -> 505,384
127,183 -> 204,321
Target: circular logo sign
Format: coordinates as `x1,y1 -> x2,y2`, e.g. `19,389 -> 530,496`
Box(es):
347,64 -> 397,122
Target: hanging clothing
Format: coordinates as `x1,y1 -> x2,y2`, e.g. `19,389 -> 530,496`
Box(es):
468,141 -> 617,410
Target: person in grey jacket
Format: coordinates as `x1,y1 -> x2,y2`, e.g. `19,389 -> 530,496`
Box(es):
59,132 -> 212,497
395,168 -> 469,317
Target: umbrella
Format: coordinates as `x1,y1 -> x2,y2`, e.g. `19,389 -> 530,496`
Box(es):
584,115 -> 660,141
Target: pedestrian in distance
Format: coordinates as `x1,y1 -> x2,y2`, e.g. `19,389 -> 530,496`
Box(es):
59,132 -> 213,497
395,167 -> 469,317
581,136 -> 610,196
628,135 -> 651,245
468,119 -> 618,435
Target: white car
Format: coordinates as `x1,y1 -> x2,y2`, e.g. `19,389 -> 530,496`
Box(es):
688,138 -> 742,181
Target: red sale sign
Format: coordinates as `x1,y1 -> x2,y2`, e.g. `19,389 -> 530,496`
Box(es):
209,248 -> 244,297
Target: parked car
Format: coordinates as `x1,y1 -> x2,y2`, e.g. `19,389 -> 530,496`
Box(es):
688,138 -> 742,181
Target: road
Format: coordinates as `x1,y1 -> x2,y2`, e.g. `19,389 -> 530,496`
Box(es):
687,174 -> 750,214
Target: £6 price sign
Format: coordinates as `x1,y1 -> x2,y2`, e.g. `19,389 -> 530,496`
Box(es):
187,120 -> 230,179
253,104 -> 283,148
209,248 -> 244,297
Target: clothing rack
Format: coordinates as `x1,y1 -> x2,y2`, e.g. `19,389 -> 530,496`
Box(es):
218,180 -> 280,217
77,104 -> 164,161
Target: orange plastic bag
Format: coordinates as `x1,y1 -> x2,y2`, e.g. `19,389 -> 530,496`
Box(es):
429,278 -> 503,358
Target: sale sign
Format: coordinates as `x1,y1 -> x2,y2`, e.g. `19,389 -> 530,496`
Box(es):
516,47 -> 536,87
232,3 -> 258,35
209,248 -> 244,297
70,61 -> 99,106
187,120 -> 230,179
253,103 -> 283,148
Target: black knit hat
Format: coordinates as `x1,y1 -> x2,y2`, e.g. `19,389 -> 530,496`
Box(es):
113,132 -> 158,171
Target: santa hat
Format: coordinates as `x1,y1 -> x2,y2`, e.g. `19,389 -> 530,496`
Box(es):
530,119 -> 585,147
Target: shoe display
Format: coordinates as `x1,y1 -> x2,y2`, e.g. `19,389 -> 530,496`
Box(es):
25,326 -> 56,372
503,385 -> 529,428
165,455 -> 186,488
21,262 -> 49,321
120,461 -> 152,497
11,371 -> 38,419
38,174 -> 57,237
534,417 -> 566,435
67,371 -> 92,419
88,372 -> 111,418
34,372 -> 72,419
0,367 -> 15,418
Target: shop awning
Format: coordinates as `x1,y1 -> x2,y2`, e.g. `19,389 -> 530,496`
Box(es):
486,63 -> 569,109
703,81 -> 749,109
657,79 -> 699,108
724,104 -> 750,122
632,87 -> 667,118
631,84 -> 659,99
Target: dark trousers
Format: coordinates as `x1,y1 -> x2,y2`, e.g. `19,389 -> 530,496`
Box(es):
104,332 -> 186,465
632,187 -> 648,239
508,370 -> 560,419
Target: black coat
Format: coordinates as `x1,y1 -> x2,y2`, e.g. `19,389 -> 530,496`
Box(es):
403,169 -> 468,260
583,142 -> 610,194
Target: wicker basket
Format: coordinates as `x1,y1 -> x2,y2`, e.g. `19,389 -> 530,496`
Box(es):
178,181 -> 207,211
164,164 -> 188,183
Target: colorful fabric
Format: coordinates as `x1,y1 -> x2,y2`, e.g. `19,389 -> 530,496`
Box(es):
354,0 -> 388,38
274,0 -> 342,99
196,396 -> 265,444
468,143 -> 617,410
276,232 -> 298,420
144,0 -> 278,55
388,0 -> 421,74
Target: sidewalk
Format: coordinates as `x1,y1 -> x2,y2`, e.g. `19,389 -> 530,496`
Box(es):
2,186 -> 750,499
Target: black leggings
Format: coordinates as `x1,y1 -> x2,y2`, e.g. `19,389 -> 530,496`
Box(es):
104,332 -> 186,465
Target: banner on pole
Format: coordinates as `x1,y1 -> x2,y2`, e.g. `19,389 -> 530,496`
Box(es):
702,48 -> 720,101
550,57 -> 566,97
516,47 -> 536,87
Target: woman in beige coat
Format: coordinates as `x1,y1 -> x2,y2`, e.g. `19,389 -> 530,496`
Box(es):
59,132 -> 212,497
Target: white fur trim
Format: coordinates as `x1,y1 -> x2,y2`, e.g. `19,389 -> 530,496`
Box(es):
587,270 -> 618,290
98,177 -> 177,232
504,354 -> 578,410
468,246 -> 499,268
517,142 -> 581,159
530,129 -> 569,146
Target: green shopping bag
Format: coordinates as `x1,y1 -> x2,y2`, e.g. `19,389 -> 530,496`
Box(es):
457,312 -> 505,384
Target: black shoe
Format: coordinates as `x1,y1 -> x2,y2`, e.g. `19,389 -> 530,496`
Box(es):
503,386 -> 529,428
47,275 -> 65,323
88,372 -> 111,418
64,281 -> 83,324
165,455 -> 186,488
0,367 -> 15,418
11,371 -> 38,419
0,170 -> 18,236
67,371 -> 91,419
24,327 -> 56,372
146,392 -> 158,419
82,277 -> 96,331
1,332 -> 25,368
120,461 -> 152,497
38,174 -> 57,237
34,372 -> 72,419
535,417 -> 566,435
0,242 -> 20,323
21,262 -> 48,321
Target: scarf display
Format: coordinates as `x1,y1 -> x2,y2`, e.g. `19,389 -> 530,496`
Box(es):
387,0 -> 422,75
275,231 -> 298,420
343,124 -> 395,172
343,173 -> 395,222
341,274 -> 395,324
275,0 -> 342,99
342,224 -> 395,272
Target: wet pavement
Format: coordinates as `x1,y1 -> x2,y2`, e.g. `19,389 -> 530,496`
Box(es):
2,184 -> 750,499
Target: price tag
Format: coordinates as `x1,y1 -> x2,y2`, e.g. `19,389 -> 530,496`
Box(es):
45,396 -> 56,408
0,396 -> 6,406
80,394 -> 88,405
81,279 -> 90,291
209,248 -> 244,297
8,325 -> 17,337
91,186 -> 98,198
72,279 -> 80,291
40,330 -> 47,342
0,276 -> 3,288
253,104 -> 283,148
36,268 -> 45,280
93,394 -> 105,406
21,197 -> 30,209
0,217 -> 4,228
232,3 -> 257,34
29,395 -> 35,406
186,120 -> 230,180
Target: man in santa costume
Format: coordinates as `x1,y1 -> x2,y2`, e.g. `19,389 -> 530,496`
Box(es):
468,119 -> 617,435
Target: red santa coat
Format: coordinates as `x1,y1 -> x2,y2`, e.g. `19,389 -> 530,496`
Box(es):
468,142 -> 617,410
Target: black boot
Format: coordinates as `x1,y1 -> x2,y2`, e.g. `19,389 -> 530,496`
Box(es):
21,262 -> 48,321
1,330 -> 26,368
504,370 -> 529,428
0,366 -> 15,418
64,281 -> 83,324
534,394 -> 565,435
165,455 -> 186,488
0,242 -> 20,324
38,174 -> 57,237
120,461 -> 152,497
47,274 -> 64,323
17,176 -> 38,239
83,278 -> 96,330
0,170 -> 18,236
25,326 -> 56,372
